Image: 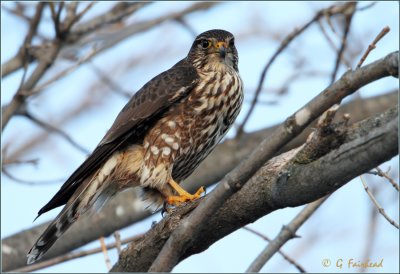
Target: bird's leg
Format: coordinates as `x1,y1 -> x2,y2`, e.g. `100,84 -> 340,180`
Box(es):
166,179 -> 205,205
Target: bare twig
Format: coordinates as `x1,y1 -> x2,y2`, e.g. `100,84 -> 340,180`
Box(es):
2,83 -> 109,167
246,197 -> 328,272
375,166 -> 399,191
357,2 -> 377,12
24,46 -> 101,96
330,3 -> 356,84
2,168 -> 64,186
1,3 -> 31,22
70,2 -> 151,38
65,2 -> 78,25
99,237 -> 112,270
357,26 -> 390,68
360,197 -> 379,273
89,61 -> 132,98
22,110 -> 90,154
49,2 -> 64,37
11,234 -> 143,273
243,227 -> 306,273
174,18 -> 197,38
2,158 -> 39,166
360,175 -> 399,229
63,2 -> 96,31
114,231 -> 122,256
317,20 -> 352,66
2,2 -> 45,77
147,52 -> 398,272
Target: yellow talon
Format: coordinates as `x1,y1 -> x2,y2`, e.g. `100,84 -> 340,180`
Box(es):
166,179 -> 205,205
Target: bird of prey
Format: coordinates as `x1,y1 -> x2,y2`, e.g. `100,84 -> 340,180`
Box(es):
27,29 -> 243,264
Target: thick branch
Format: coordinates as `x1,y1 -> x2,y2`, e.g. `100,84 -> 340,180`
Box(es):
1,90 -> 397,272
111,106 -> 398,272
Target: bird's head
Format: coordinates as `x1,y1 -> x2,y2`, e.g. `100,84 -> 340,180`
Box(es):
187,29 -> 239,72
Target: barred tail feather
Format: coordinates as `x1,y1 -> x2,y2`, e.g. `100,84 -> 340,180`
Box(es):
27,147 -> 143,264
27,198 -> 81,264
27,167 -> 103,264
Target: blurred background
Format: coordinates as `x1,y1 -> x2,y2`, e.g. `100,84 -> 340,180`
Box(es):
1,1 -> 399,273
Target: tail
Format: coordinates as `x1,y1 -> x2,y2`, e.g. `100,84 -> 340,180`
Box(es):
27,198 -> 81,264
27,146 -> 143,264
27,164 -> 108,264
27,160 -> 107,264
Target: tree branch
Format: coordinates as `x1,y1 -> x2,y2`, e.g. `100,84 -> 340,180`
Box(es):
1,3 -> 45,77
246,197 -> 328,272
242,226 -> 306,273
360,175 -> 399,229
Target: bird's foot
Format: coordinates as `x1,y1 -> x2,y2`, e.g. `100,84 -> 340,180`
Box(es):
166,186 -> 205,206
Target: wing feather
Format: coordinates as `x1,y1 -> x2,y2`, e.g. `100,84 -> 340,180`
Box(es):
37,60 -> 199,216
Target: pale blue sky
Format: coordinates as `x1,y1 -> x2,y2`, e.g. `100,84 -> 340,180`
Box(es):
1,2 -> 399,273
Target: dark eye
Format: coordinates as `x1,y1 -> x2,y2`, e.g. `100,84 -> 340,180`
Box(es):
200,39 -> 211,49
229,38 -> 235,47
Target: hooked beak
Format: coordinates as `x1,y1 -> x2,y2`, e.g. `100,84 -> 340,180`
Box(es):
215,41 -> 228,59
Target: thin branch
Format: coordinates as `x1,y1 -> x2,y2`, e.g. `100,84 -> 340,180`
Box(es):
317,20 -> 351,67
63,2 -> 96,32
49,2 -> 64,37
375,167 -> 399,191
11,234 -> 143,273
99,237 -> 112,270
70,2 -> 151,38
88,61 -> 132,98
360,197 -> 379,273
330,3 -> 356,84
114,231 -> 122,256
1,2 -> 46,77
1,3 -> 32,22
357,2 -> 378,12
243,226 -> 306,273
23,46 -> 101,96
246,197 -> 328,272
357,26 -> 390,68
360,175 -> 399,229
2,158 -> 39,166
1,168 -> 64,185
147,52 -> 398,272
65,2 -> 78,25
22,110 -> 90,155
174,18 -> 197,38
236,2 -> 357,136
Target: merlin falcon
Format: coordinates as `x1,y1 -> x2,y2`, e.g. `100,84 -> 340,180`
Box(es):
27,29 -> 243,264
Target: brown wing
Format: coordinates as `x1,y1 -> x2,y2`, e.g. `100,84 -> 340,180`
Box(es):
37,60 -> 199,216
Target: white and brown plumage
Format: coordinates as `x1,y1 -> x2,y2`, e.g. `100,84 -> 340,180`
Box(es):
27,29 -> 243,264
